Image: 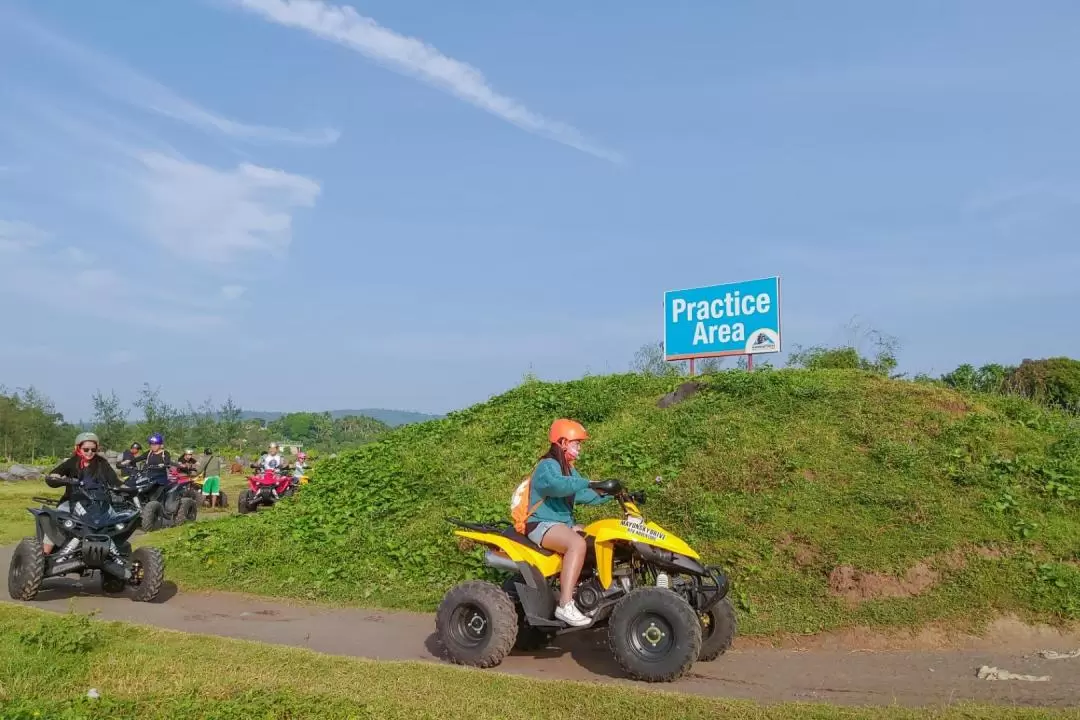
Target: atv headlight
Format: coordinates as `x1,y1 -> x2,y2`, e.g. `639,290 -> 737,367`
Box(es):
63,519 -> 74,529
115,522 -> 126,531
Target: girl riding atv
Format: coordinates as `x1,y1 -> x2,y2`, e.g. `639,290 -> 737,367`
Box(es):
511,419 -> 612,627
43,431 -> 122,554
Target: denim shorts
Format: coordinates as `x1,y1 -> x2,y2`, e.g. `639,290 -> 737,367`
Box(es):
526,521 -> 560,547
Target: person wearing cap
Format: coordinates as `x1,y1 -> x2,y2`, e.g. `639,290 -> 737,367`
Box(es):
256,442 -> 287,472
143,433 -> 172,487
196,448 -> 223,507
118,441 -> 143,480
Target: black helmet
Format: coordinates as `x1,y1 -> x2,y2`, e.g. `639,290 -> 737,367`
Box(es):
131,442 -> 143,451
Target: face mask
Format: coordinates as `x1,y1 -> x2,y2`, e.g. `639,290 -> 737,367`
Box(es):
564,441 -> 581,460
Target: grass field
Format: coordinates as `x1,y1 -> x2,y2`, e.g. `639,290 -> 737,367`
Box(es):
153,370 -> 1080,637
0,604 -> 1070,720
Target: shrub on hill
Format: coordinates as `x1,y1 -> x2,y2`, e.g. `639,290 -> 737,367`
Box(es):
163,368 -> 1080,634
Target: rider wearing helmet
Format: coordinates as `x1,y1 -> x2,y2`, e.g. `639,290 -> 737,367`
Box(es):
512,419 -> 612,627
143,433 -> 171,486
118,441 -> 143,480
176,448 -> 198,477
43,432 -> 121,554
292,451 -> 308,481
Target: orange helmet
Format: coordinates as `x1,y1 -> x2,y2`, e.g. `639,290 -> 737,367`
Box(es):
549,419 -> 589,444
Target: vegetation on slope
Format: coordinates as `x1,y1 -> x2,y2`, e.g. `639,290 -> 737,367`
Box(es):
161,369 -> 1080,635
0,605 -> 1056,720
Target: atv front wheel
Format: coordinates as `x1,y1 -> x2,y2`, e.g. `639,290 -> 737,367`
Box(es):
140,501 -> 164,532
178,497 -> 198,524
608,587 -> 702,682
237,489 -> 254,514
101,572 -> 126,594
129,547 -> 165,602
698,596 -> 737,661
8,537 -> 45,601
436,581 -> 517,668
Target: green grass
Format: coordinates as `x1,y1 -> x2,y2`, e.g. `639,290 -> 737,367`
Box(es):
0,604 -> 1072,720
0,482 -> 47,545
126,371 -> 1080,633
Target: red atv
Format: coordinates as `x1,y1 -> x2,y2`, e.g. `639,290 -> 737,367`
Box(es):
237,466 -> 294,514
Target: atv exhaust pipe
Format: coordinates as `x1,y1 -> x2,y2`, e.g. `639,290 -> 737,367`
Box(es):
484,550 -> 519,574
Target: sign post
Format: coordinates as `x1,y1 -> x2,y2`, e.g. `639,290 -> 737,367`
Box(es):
664,276 -> 781,370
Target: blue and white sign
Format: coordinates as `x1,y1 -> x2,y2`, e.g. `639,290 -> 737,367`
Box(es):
664,276 -> 781,360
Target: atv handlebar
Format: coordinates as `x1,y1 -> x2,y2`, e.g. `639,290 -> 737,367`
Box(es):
588,479 -> 647,506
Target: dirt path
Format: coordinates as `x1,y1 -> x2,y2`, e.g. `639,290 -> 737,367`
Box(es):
2,546 -> 1079,707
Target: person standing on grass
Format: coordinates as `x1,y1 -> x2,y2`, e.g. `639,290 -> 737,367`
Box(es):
196,448 -> 223,507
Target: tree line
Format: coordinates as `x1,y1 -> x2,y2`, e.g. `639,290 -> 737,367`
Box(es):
0,383 -> 390,464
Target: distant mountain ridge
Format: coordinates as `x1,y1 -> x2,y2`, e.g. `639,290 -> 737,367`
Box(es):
240,409 -> 440,428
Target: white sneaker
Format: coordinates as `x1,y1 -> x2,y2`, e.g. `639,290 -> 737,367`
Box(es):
554,601 -> 591,627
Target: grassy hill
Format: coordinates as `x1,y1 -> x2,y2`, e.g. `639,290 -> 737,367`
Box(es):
240,408 -> 440,427
161,369 -> 1080,636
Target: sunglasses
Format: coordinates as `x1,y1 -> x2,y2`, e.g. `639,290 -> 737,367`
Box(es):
79,445 -> 98,453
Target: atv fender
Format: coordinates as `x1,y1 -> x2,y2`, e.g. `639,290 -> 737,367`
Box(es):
31,510 -> 59,546
510,565 -> 560,627
453,530 -> 562,578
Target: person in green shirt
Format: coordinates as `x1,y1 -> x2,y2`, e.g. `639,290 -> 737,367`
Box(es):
196,448 -> 223,507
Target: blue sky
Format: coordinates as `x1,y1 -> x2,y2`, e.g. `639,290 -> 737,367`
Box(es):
1,0 -> 1078,422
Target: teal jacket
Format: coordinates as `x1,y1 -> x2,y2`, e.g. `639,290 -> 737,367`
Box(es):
526,458 -> 612,526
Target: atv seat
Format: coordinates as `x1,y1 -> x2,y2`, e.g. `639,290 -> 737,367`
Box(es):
447,518 -> 555,556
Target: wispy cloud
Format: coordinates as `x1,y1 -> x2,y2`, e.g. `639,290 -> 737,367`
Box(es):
0,220 -> 50,252
132,151 -> 321,263
221,285 -> 247,300
227,0 -> 622,162
3,5 -> 339,147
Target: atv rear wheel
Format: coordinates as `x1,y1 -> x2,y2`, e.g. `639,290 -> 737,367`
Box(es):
436,581 -> 517,668
178,497 -> 198,524
698,596 -> 737,661
101,572 -> 126,594
237,489 -> 254,514
129,547 -> 165,602
140,501 -> 164,532
608,587 -> 702,682
501,575 -> 554,651
8,537 -> 45,601
218,490 -> 229,509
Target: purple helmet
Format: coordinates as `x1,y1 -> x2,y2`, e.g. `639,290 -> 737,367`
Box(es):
148,433 -> 164,445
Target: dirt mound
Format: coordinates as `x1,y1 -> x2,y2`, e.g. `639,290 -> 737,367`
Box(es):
828,563 -> 940,604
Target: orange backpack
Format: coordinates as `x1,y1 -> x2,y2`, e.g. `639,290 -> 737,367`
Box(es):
510,471 -> 544,534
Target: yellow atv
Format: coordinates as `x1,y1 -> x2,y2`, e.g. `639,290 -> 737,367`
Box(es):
436,479 -> 735,682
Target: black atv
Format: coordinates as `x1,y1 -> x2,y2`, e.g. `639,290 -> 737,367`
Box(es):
123,464 -> 199,532
7,477 -> 165,602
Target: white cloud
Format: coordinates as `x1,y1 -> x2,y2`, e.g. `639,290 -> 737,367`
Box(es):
133,151 -> 321,262
5,5 -> 339,147
0,220 -> 50,252
106,350 -> 134,365
221,284 -> 247,300
228,0 -> 622,162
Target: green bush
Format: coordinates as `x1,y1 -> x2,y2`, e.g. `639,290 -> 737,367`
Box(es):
1008,357 -> 1080,412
